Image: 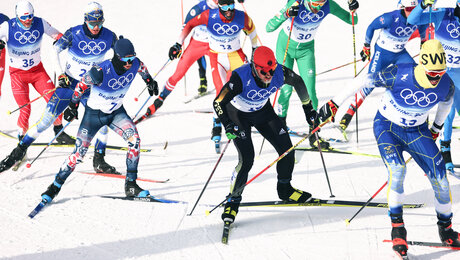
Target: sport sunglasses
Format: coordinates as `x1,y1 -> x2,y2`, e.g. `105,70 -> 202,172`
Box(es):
219,4 -> 235,11
19,14 -> 33,21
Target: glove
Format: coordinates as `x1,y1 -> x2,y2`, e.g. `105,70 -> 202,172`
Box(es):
283,4 -> 300,19
422,0 -> 435,8
64,101 -> 79,121
58,73 -> 70,88
430,122 -> 443,141
0,40 -> 5,50
168,42 -> 182,60
318,100 -> 339,123
360,43 -> 371,62
302,102 -> 320,128
348,0 -> 359,11
237,0 -> 244,2
144,75 -> 158,96
225,122 -> 242,140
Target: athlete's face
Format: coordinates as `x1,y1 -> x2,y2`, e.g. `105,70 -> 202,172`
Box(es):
254,63 -> 277,84
307,0 -> 326,14
425,69 -> 446,87
86,20 -> 103,35
219,4 -> 235,20
120,55 -> 135,70
404,6 -> 415,18
18,14 -> 33,28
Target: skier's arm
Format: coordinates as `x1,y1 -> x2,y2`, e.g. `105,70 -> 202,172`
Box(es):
407,2 -> 446,28
266,0 -> 297,32
433,80 -> 454,128
213,72 -> 244,127
177,10 -> 209,44
184,3 -> 203,24
53,28 -> 73,75
243,13 -> 258,48
363,13 -> 392,45
41,18 -> 63,41
137,60 -> 158,96
283,66 -> 311,105
71,66 -> 103,103
0,21 -> 9,42
329,0 -> 358,25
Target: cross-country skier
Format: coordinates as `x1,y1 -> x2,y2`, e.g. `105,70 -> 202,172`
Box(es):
40,37 -> 159,203
0,13 -> 9,101
0,2 -> 121,174
338,0 -> 428,134
136,0 -> 218,120
317,39 -> 459,258
136,0 -> 258,154
0,1 -> 66,140
266,0 -> 359,149
408,0 -> 460,176
213,46 -> 318,225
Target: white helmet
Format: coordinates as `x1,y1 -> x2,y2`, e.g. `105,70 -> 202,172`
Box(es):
15,0 -> 34,20
398,0 -> 418,8
84,2 -> 104,22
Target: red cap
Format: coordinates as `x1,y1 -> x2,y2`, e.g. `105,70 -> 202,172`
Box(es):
252,46 -> 277,72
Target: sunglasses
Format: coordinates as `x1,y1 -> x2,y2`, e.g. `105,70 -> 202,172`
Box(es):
255,64 -> 275,77
87,21 -> 103,29
219,4 -> 235,11
120,56 -> 136,64
425,69 -> 446,78
310,0 -> 327,7
19,14 -> 33,21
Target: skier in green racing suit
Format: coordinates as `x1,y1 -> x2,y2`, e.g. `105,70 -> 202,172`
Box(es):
266,0 -> 359,148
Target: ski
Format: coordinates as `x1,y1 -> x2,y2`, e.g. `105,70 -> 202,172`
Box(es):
383,239 -> 460,250
0,130 -> 16,140
222,221 -> 231,244
28,199 -> 48,218
183,89 -> 215,104
80,172 -> 170,183
238,198 -> 424,208
101,195 -> 185,204
447,169 -> 460,180
29,142 -> 168,153
288,129 -> 347,143
335,125 -> 349,142
294,146 -> 380,158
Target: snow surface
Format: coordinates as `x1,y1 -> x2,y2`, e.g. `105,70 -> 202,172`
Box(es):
0,0 -> 460,259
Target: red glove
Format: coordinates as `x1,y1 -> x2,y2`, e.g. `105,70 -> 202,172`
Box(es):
318,100 -> 339,123
360,43 -> 371,62
430,123 -> 443,141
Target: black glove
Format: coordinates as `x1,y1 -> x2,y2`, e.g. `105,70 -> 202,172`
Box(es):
58,73 -> 71,88
302,102 -> 320,128
168,42 -> 182,60
144,75 -> 158,96
360,43 -> 371,62
225,122 -> 244,140
348,0 -> 359,11
0,40 -> 5,50
318,100 -> 339,123
237,0 -> 244,2
64,101 -> 79,122
283,4 -> 300,18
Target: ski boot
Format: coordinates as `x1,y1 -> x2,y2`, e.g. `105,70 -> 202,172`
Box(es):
54,125 -> 76,144
437,216 -> 460,247
93,152 -> 120,175
308,126 -> 330,149
277,179 -> 312,203
0,142 -> 28,173
125,179 -> 150,197
41,181 -> 62,203
339,113 -> 353,131
212,118 -> 222,154
390,213 -> 408,259
198,77 -> 207,96
440,140 -> 455,173
221,196 -> 241,224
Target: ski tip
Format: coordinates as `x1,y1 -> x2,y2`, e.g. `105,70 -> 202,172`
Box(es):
205,210 -> 211,216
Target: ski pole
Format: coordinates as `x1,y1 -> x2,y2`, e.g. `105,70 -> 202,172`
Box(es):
206,119 -> 330,215
351,10 -> 359,144
345,157 -> 413,225
7,87 -> 58,115
240,2 -> 263,45
188,139 -> 232,216
316,60 -> 362,76
26,120 -> 72,168
314,132 -> 335,198
133,59 -> 171,102
258,7 -> 296,156
354,59 -> 371,78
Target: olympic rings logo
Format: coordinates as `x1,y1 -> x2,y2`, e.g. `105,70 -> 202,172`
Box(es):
246,87 -> 277,101
108,73 -> 134,90
78,41 -> 107,55
394,26 -> 417,37
446,23 -> 460,39
298,10 -> 325,23
14,30 -> 40,44
212,23 -> 240,36
400,88 -> 437,107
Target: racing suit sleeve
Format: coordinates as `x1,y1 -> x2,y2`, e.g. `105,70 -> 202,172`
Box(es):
329,0 -> 358,25
213,71 -> 244,127
266,0 -> 298,32
282,66 -> 311,105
